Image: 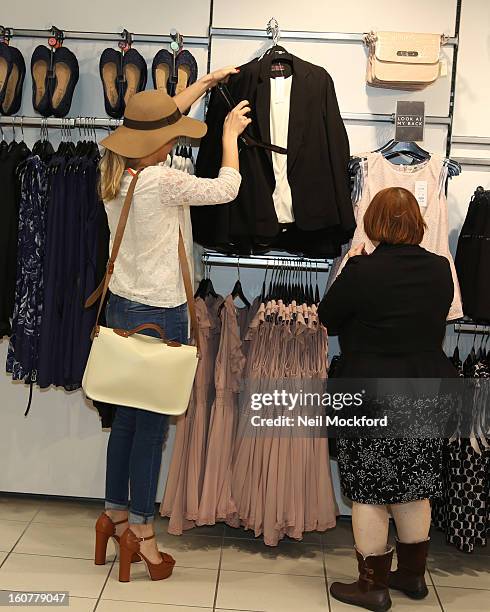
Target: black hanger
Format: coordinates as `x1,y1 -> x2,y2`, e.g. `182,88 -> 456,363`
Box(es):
307,262 -> 314,304
231,260 -> 250,308
194,256 -> 218,299
314,262 -> 320,303
381,140 -> 430,164
7,119 -> 17,153
32,120 -> 54,161
0,125 -> 8,155
264,44 -> 293,78
260,262 -> 269,301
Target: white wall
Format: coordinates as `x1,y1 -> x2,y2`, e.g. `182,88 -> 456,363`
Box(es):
0,1 -> 488,519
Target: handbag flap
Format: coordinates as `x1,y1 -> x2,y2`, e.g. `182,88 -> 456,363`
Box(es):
374,31 -> 442,65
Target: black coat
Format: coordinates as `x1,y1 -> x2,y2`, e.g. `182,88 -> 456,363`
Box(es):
192,53 -> 355,255
319,243 -> 457,378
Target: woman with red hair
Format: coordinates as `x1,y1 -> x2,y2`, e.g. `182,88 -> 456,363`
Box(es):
319,187 -> 457,612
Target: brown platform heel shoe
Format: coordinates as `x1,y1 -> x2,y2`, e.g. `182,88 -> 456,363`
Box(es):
389,538 -> 430,599
94,513 -> 141,565
330,547 -> 393,612
118,527 -> 175,583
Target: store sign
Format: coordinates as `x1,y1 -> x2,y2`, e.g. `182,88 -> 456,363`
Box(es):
395,101 -> 425,142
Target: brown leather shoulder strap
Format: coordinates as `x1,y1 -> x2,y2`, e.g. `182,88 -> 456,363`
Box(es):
86,170 -> 142,329
178,227 -> 199,353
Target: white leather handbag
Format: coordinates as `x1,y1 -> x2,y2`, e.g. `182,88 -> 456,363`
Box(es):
364,31 -> 447,91
82,170 -> 199,415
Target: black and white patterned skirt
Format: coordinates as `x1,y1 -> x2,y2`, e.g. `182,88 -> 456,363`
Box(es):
337,437 -> 443,505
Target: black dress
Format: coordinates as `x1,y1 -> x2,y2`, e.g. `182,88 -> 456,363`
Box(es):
318,243 -> 458,504
455,186 -> 490,322
0,141 -> 31,337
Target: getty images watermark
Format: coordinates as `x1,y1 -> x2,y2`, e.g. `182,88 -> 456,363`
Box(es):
249,390 -> 389,429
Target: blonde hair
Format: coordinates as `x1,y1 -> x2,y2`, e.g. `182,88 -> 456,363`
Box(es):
99,149 -> 128,201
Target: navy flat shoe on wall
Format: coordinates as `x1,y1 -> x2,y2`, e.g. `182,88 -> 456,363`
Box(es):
51,46 -> 79,118
152,48 -> 173,95
31,44 -> 53,117
0,43 -> 13,108
175,50 -> 198,114
2,45 -> 26,116
175,49 -> 198,96
122,48 -> 147,107
99,47 -> 124,118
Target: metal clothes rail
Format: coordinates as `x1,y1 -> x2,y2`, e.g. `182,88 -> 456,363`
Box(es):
343,112 -> 450,126
452,157 -> 490,167
4,27 -> 209,46
0,116 -> 120,129
0,113 -> 451,129
454,322 -> 490,334
202,252 -> 331,272
452,136 -> 490,146
210,27 -> 458,46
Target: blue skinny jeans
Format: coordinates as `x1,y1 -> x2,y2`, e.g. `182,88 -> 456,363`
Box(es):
104,292 -> 188,524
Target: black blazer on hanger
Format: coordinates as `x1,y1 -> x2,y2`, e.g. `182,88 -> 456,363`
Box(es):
193,52 -> 355,253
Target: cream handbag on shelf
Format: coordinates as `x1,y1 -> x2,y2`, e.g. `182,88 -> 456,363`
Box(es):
82,170 -> 199,415
364,31 -> 448,91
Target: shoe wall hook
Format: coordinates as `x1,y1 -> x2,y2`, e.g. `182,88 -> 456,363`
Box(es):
47,25 -> 64,77
118,29 -> 132,54
169,28 -> 184,84
48,26 -> 64,50
0,26 -> 12,45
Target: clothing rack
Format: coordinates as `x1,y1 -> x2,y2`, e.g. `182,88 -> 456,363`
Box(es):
202,252 -> 331,272
210,27 -> 458,46
1,26 -> 209,46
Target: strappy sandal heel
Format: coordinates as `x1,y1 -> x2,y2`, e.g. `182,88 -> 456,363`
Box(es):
94,512 -> 141,565
118,528 -> 175,582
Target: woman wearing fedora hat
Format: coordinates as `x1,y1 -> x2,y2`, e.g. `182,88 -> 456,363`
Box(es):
93,66 -> 250,581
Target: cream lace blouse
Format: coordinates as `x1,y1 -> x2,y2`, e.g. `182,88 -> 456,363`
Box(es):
104,164 -> 241,307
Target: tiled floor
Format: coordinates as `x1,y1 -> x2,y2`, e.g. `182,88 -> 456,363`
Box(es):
0,495 -> 488,611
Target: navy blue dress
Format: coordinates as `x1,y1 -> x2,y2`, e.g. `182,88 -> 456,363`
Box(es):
6,155 -> 49,383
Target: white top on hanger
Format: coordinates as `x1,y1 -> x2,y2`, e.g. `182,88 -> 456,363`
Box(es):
270,75 -> 294,224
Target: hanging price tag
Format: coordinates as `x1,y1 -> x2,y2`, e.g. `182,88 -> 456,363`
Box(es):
414,181 -> 428,207
395,101 -> 425,142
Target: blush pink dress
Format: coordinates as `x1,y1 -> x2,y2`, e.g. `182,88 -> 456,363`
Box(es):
331,152 -> 463,320
227,302 -> 339,545
160,295 -> 223,534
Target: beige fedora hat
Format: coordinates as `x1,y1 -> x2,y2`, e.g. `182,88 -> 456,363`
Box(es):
100,90 -> 207,158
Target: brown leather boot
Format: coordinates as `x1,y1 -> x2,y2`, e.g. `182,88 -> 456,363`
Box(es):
389,538 -> 430,599
330,547 -> 393,612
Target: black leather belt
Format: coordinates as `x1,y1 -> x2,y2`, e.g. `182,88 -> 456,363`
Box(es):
216,83 -> 287,155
